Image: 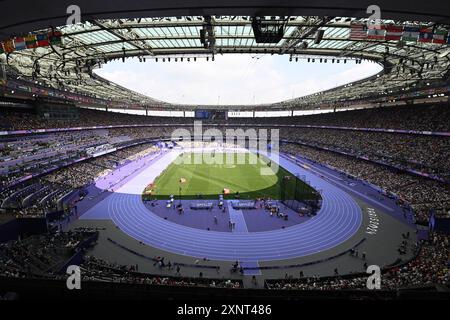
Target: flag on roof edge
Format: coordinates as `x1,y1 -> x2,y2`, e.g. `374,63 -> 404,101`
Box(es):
25,35 -> 38,49
402,26 -> 420,42
433,29 -> 447,44
384,25 -> 403,41
418,27 -> 433,43
3,40 -> 15,53
13,37 -> 26,51
36,33 -> 49,47
349,23 -> 367,39
367,27 -> 385,40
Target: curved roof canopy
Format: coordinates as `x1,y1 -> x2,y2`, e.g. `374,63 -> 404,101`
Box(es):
1,14 -> 450,110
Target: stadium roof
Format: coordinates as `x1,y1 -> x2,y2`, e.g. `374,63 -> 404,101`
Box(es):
1,2 -> 450,110
2,0 -> 450,36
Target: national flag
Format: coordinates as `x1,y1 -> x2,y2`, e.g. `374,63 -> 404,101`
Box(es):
402,26 -> 419,42
25,35 -> 38,49
432,29 -> 447,44
367,27 -> 385,40
349,23 -> 367,39
384,25 -> 403,41
418,27 -> 433,43
36,33 -> 49,47
48,30 -> 63,45
13,37 -> 26,51
179,177 -> 186,183
3,40 -> 15,53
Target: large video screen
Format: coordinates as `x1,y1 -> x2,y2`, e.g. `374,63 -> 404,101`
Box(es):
195,110 -> 211,119
195,110 -> 226,120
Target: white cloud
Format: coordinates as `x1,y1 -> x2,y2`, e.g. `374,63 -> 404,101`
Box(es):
96,55 -> 382,105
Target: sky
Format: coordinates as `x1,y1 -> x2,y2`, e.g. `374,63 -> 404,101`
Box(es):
95,54 -> 382,105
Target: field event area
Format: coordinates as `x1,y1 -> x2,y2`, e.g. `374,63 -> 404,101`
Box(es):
143,152 -> 319,200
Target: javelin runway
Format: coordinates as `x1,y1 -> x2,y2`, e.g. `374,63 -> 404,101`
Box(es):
82,149 -> 362,261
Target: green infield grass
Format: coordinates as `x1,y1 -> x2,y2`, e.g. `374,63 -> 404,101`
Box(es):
143,152 -> 319,200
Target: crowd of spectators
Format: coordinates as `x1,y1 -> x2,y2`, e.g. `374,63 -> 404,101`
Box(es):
0,108 -> 188,130
0,229 -> 98,278
0,143 -> 160,217
281,143 -> 450,223
2,103 -> 449,186
191,123 -> 449,184
80,256 -> 243,288
266,232 -> 450,290
237,103 -> 450,132
0,127 -> 170,189
1,103 -> 449,132
1,102 -> 449,292
0,228 -> 447,291
0,228 -> 243,290
278,127 -> 450,180
1,103 -> 449,222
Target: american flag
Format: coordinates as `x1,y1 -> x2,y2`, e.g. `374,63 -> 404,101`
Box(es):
349,23 -> 367,39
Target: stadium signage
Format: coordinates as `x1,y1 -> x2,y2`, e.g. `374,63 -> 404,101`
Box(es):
366,208 -> 380,235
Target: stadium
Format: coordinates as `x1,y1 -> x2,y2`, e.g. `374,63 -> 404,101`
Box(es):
0,0 -> 449,303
